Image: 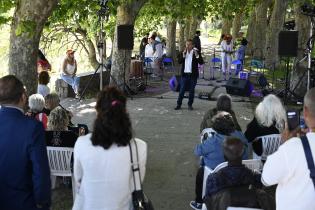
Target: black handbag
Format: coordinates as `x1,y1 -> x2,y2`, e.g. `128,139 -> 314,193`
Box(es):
129,140 -> 154,210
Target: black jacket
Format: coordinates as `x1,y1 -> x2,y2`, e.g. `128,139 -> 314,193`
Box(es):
178,51 -> 203,79
193,35 -> 201,52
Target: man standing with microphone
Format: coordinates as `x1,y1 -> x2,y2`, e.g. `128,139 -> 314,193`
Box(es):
175,39 -> 203,110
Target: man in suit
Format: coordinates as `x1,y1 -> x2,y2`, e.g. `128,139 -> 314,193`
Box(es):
175,39 -> 203,110
0,75 -> 51,210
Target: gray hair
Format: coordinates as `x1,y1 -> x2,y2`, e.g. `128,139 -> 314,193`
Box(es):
44,93 -> 60,110
216,93 -> 232,112
304,87 -> 315,116
28,94 -> 45,112
255,94 -> 286,132
47,106 -> 69,131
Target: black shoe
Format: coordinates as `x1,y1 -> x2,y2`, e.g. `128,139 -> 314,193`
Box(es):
174,106 -> 181,110
188,106 -> 193,110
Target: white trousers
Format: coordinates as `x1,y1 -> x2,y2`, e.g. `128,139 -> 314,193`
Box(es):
221,53 -> 232,73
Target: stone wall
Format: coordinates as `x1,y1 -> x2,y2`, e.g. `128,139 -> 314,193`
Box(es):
55,71 -> 110,98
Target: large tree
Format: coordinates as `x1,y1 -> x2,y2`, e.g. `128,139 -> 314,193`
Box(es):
110,0 -> 147,86
264,0 -> 289,68
291,0 -> 312,96
8,0 -> 58,94
251,0 -> 273,59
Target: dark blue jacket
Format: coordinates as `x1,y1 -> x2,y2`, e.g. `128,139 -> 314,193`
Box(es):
0,107 -> 51,210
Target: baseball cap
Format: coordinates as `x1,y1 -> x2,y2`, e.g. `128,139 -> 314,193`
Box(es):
66,49 -> 75,55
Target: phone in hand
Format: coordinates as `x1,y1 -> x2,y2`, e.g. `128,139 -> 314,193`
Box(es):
287,110 -> 300,131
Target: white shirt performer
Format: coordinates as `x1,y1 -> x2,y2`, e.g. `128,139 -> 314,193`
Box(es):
262,87 -> 315,210
220,34 -> 234,78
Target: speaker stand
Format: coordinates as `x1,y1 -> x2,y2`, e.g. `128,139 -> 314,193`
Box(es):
276,57 -> 300,104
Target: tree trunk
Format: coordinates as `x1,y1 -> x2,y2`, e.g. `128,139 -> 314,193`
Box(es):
86,39 -> 99,69
76,28 -> 99,69
184,17 -> 191,40
110,1 -> 146,87
221,18 -> 232,35
290,1 -> 311,96
232,12 -> 243,40
264,0 -> 289,68
252,0 -> 272,59
179,22 -> 185,52
189,16 -> 200,39
9,0 -> 58,94
246,10 -> 256,56
166,19 -> 176,60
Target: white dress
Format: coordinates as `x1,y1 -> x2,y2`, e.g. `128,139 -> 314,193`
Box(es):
72,134 -> 147,210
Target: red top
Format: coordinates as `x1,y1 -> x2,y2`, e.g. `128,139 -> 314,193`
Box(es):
37,59 -> 51,71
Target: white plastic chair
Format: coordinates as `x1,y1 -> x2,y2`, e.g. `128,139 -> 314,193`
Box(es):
46,146 -> 75,201
201,159 -> 263,210
252,134 -> 282,161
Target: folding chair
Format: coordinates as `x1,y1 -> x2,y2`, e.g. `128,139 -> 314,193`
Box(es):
209,57 -> 221,80
252,134 -> 282,161
162,57 -> 175,73
231,59 -> 242,76
144,57 -> 154,85
47,147 -> 76,201
249,59 -> 264,75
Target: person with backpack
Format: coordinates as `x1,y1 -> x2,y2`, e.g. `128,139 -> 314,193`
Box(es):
203,137 -> 273,210
262,87 -> 315,210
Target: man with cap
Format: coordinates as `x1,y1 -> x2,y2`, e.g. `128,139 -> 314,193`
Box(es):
61,49 -> 80,98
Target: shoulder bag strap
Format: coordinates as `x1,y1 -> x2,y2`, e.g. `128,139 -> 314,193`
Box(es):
300,135 -> 315,189
128,139 -> 142,191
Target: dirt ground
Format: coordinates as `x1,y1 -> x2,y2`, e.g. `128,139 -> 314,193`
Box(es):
52,68 -> 256,210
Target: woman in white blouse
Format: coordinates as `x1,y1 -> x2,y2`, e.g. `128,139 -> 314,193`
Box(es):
220,34 -> 234,77
72,86 -> 147,210
61,49 -> 80,98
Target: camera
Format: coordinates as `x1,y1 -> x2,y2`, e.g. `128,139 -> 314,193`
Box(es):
287,110 -> 300,131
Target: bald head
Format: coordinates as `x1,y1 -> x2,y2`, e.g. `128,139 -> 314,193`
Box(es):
304,87 -> 315,117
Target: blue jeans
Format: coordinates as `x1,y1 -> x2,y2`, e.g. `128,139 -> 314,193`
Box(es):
61,74 -> 80,94
176,75 -> 197,107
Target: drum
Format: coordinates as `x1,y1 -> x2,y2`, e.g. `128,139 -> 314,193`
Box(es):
130,60 -> 144,78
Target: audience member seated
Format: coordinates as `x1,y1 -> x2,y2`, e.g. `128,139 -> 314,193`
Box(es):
43,93 -> 89,135
244,94 -> 286,156
46,106 -> 78,147
204,137 -> 274,210
72,86 -> 147,210
190,112 -> 248,210
200,94 -> 241,133
262,87 -> 315,210
27,93 -> 48,129
43,93 -> 74,126
37,71 -> 50,97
